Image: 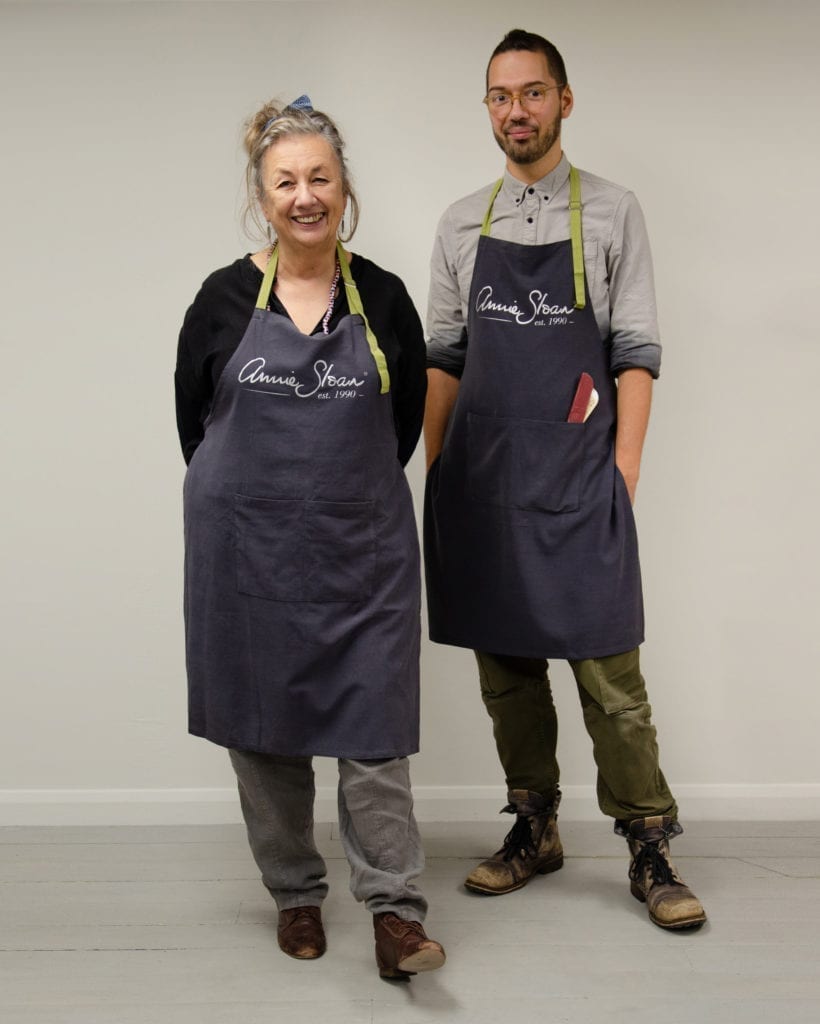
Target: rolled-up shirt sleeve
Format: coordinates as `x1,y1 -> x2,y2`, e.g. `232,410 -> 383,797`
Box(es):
426,207 -> 469,378
607,191 -> 662,379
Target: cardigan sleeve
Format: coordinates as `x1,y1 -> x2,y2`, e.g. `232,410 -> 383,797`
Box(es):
385,277 -> 427,467
174,285 -> 212,465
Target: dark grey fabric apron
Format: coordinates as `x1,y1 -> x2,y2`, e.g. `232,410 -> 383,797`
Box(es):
183,247 -> 420,758
425,173 -> 643,659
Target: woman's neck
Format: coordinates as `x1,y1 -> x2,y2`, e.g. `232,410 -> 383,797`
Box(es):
275,241 -> 338,282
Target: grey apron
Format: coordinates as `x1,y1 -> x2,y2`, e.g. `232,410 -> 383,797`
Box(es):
183,244 -> 420,758
425,169 -> 643,659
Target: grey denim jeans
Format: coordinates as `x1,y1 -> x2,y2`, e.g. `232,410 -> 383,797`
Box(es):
229,749 -> 427,921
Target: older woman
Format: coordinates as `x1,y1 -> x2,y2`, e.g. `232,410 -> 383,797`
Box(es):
175,96 -> 444,980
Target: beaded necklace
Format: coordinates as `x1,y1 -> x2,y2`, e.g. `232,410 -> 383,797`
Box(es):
321,259 -> 342,335
267,246 -> 341,335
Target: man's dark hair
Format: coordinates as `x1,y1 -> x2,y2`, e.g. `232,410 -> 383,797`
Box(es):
486,29 -> 568,90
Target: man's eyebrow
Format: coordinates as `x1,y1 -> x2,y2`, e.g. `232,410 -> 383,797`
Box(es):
487,80 -> 550,91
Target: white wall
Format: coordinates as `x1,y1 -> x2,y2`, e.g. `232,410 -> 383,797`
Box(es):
2,0 -> 818,824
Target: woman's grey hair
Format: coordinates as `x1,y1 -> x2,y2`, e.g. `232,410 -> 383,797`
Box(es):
242,100 -> 360,242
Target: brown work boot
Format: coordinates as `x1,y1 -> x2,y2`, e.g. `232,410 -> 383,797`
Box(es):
373,912 -> 446,980
464,789 -> 563,895
277,905 -> 326,959
621,816 -> 707,930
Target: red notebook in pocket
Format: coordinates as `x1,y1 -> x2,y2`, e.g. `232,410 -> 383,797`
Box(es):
567,373 -> 594,423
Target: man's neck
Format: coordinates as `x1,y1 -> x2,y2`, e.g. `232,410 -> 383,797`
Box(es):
505,147 -> 564,186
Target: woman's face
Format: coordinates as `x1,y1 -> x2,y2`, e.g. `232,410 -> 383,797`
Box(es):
259,135 -> 346,253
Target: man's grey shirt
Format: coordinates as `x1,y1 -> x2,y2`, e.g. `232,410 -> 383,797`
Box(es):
426,153 -> 661,379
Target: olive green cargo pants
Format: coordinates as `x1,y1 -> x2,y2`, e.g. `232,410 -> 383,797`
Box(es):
475,647 -> 678,821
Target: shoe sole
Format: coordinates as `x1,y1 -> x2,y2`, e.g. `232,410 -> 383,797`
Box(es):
377,947 -> 446,980
464,853 -> 564,895
398,946 -> 446,973
277,937 -> 326,960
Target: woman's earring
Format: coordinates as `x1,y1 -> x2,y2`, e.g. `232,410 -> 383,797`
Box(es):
266,223 -> 273,244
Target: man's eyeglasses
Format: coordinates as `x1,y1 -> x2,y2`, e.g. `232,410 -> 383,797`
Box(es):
483,84 -> 564,113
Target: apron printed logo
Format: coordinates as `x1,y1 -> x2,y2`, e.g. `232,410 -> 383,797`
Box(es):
475,285 -> 574,327
238,357 -> 365,399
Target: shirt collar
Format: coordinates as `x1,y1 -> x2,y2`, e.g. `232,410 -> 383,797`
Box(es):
501,153 -> 571,203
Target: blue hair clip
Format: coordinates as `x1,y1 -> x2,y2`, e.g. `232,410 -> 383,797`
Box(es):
263,94 -> 314,132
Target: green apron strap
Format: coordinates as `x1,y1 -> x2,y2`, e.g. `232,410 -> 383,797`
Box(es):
337,240 -> 390,394
255,245 -> 279,309
480,167 -> 586,309
569,165 -> 586,310
481,179 -> 504,236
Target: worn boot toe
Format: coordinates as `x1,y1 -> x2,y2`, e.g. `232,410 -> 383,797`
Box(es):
624,817 -> 707,931
631,880 -> 706,929
465,789 -> 563,895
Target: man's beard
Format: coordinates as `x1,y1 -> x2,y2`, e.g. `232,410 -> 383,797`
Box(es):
493,110 -> 562,166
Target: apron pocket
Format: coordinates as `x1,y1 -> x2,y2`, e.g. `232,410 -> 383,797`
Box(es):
304,500 -> 376,603
234,495 -> 305,602
467,412 -> 585,513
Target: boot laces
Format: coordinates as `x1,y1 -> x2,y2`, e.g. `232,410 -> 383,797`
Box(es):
498,806 -> 538,863
630,841 -> 678,887
393,918 -> 424,937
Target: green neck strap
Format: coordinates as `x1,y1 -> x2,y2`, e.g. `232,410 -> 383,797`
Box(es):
568,166 -> 585,310
254,240 -> 391,394
480,179 -> 504,236
255,244 -> 279,310
480,165 -> 586,310
337,241 -> 390,394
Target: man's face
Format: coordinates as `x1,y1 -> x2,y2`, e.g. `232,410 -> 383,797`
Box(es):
485,50 -> 573,167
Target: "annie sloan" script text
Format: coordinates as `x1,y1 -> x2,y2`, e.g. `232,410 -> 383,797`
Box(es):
238,357 -> 365,398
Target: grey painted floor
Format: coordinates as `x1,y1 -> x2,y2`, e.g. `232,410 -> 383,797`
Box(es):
1,820 -> 818,1023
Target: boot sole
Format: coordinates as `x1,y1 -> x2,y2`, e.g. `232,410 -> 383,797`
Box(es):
630,881 -> 707,930
464,853 -> 564,895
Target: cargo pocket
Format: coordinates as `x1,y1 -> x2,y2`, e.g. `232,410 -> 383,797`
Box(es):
467,412 -> 585,513
304,500 -> 376,603
234,495 -> 305,602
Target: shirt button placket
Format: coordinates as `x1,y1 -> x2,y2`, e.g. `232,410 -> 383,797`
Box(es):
522,189 -> 539,244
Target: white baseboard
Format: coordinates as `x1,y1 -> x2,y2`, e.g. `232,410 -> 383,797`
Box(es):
1,783 -> 819,827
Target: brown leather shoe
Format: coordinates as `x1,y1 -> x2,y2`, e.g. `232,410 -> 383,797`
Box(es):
623,816 -> 707,930
465,789 -> 563,895
373,913 -> 445,980
277,906 -> 326,959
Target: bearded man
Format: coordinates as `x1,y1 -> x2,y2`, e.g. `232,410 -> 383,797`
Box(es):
423,28 -> 706,931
